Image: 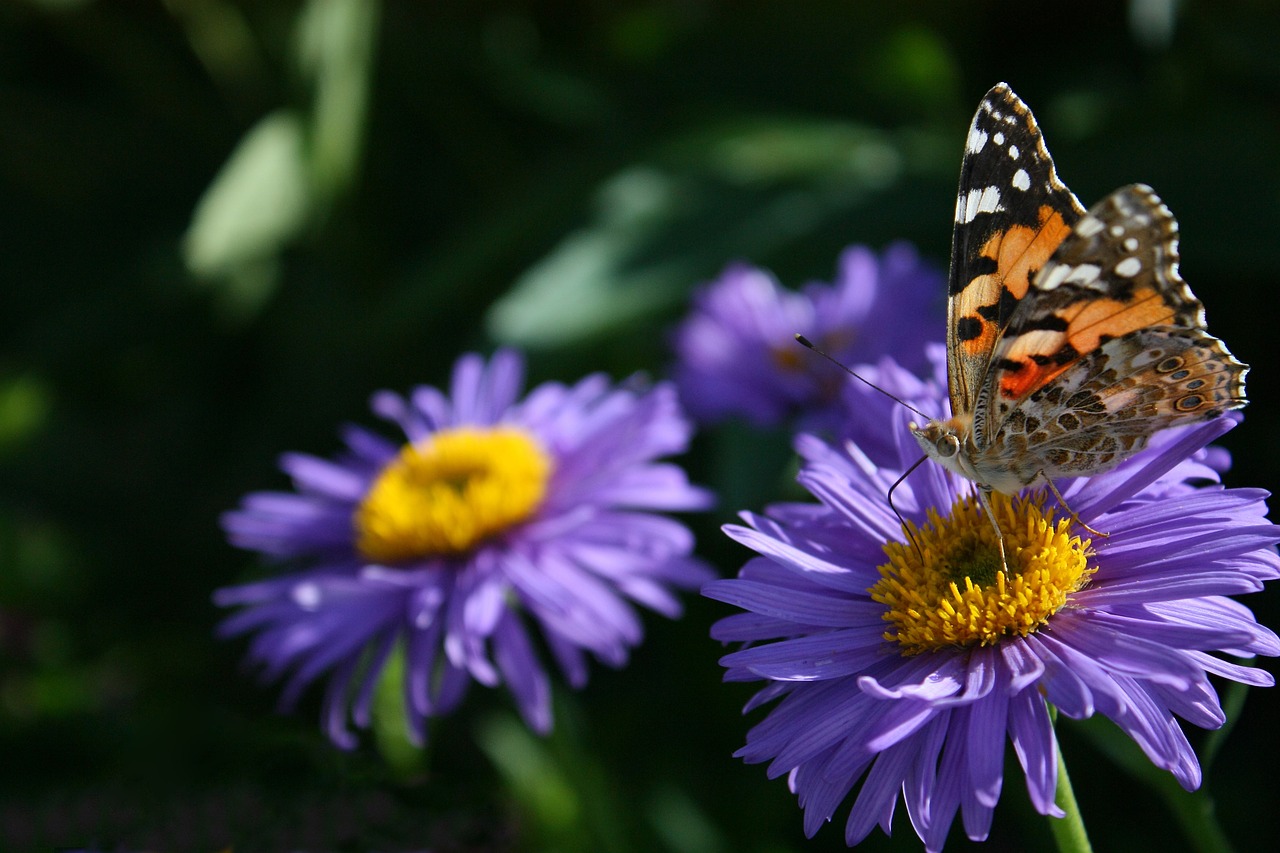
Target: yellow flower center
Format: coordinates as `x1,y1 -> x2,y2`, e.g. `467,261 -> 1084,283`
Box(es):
354,426 -> 552,563
771,345 -> 807,373
870,492 -> 1093,654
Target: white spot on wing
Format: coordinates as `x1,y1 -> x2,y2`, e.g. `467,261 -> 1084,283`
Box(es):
993,131 -> 1005,145
1109,225 -> 1125,237
1008,144 -> 1020,159
960,186 -> 1002,223
1123,237 -> 1139,252
1076,215 -> 1105,238
967,126 -> 989,154
1064,264 -> 1102,285
1012,169 -> 1031,191
1038,263 -> 1071,290
1114,257 -> 1142,278
1012,329 -> 1064,358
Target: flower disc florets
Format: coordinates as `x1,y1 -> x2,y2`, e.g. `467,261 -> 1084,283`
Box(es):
873,492 -> 1093,653
355,426 -> 551,561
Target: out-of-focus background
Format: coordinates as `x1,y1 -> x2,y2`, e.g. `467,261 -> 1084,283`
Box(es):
2,1 -> 1278,850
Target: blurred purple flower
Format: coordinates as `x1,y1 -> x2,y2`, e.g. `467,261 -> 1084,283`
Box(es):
672,242 -> 943,430
217,350 -> 713,747
705,357 -> 1279,850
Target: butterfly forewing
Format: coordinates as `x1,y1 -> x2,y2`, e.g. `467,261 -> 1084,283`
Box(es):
947,83 -> 1086,421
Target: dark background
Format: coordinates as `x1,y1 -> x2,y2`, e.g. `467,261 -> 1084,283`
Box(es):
2,1 -> 1278,850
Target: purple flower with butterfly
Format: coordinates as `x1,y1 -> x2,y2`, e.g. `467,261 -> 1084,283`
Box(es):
706,84 -> 1274,850
671,242 -> 943,430
706,355 -> 1279,851
216,349 -> 713,747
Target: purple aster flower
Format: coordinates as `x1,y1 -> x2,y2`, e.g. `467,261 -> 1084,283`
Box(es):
217,349 -> 713,747
672,242 -> 943,430
705,357 -> 1280,850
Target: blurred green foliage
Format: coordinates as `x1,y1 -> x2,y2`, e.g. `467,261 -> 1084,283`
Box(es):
2,0 -> 1279,850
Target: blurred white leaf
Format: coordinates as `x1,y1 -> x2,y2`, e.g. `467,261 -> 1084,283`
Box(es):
296,0 -> 380,198
488,120 -> 912,348
1130,0 -> 1182,48
182,110 -> 310,311
487,167 -> 692,347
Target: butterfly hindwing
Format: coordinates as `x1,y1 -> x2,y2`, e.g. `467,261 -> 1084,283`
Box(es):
976,184 -> 1212,442
982,327 -> 1247,486
947,83 -> 1086,420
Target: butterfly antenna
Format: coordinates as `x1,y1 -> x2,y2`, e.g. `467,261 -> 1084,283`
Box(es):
888,455 -> 930,563
794,335 -> 931,420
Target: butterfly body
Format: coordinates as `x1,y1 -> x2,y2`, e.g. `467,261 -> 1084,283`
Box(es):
911,84 -> 1247,519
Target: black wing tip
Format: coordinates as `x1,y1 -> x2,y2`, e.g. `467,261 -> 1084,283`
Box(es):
982,82 -> 1021,107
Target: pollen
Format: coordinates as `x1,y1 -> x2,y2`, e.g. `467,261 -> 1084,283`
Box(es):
354,426 -> 552,562
870,491 -> 1093,654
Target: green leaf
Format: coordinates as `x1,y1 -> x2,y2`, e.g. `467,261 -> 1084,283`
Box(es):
476,713 -> 583,840
487,119 -> 911,348
295,0 -> 380,199
486,167 -> 696,347
371,643 -> 428,779
182,109 -> 310,312
0,373 -> 51,456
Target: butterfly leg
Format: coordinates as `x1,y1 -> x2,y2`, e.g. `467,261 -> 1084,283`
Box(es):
975,484 -> 1011,570
1041,475 -> 1109,539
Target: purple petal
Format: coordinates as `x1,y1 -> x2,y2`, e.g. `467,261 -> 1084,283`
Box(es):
493,609 -> 552,734
1006,688 -> 1060,816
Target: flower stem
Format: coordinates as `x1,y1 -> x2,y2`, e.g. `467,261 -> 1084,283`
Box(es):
1050,740 -> 1093,853
1162,786 -> 1237,853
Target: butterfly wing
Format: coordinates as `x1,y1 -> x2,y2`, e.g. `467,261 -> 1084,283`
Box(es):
979,326 -> 1247,486
976,183 -> 1247,448
947,83 -> 1086,421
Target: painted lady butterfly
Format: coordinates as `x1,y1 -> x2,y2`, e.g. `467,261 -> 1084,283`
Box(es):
909,83 -> 1248,558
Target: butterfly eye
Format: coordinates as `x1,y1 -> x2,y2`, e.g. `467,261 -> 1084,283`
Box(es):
935,434 -> 961,458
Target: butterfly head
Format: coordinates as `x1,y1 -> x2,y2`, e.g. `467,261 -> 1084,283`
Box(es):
909,416 -> 977,481
910,418 -> 958,455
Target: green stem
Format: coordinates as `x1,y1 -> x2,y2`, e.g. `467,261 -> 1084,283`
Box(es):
1066,700 -> 1244,853
1050,734 -> 1093,853
1162,786 -> 1236,853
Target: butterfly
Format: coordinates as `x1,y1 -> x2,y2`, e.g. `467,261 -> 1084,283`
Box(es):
908,83 -> 1248,561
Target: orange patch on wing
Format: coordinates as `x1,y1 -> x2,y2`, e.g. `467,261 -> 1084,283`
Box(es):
1000,359 -> 1066,399
995,285 -> 1175,401
959,320 -> 999,360
1064,286 -> 1173,351
957,204 -> 1073,360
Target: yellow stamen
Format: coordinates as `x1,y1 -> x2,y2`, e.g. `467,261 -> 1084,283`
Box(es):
870,492 -> 1093,654
354,426 -> 552,562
